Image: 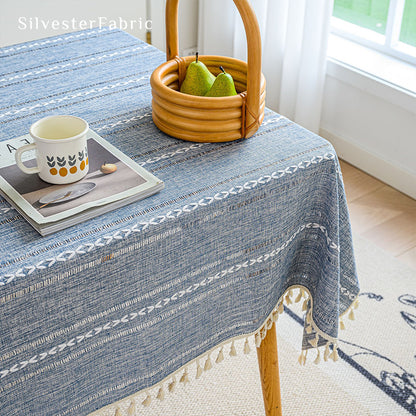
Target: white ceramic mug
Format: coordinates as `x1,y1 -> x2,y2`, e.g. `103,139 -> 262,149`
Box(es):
15,115 -> 90,184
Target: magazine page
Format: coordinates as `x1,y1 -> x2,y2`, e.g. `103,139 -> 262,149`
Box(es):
0,130 -> 164,225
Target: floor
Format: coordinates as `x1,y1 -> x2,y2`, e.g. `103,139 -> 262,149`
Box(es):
339,160 -> 416,271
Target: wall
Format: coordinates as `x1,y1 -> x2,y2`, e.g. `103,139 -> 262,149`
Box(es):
320,60 -> 416,199
150,0 -> 199,55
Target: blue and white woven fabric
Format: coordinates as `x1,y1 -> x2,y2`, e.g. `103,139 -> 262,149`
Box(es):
0,29 -> 359,415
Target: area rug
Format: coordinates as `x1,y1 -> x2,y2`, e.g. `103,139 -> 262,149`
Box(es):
91,234 -> 416,416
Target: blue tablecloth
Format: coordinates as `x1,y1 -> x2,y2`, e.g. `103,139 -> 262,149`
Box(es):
0,28 -> 359,415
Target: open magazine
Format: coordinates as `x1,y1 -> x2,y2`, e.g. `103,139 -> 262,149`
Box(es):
0,130 -> 164,236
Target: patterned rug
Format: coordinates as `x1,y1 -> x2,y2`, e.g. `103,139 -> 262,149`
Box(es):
333,233 -> 416,414
92,234 -> 416,416
281,232 -> 416,415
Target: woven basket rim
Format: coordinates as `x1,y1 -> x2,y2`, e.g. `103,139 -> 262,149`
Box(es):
151,55 -> 265,103
151,66 -> 246,103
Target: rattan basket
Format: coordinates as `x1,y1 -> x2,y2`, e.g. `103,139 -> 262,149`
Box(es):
150,0 -> 266,143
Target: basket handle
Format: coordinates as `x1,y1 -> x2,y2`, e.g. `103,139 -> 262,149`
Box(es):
165,0 -> 262,137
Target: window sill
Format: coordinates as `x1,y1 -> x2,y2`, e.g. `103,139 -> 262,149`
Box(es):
326,33 -> 416,113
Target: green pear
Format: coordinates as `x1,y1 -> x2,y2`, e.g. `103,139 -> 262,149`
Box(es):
205,66 -> 237,97
180,53 -> 215,96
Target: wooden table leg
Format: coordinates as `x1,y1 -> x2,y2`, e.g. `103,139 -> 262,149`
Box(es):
256,322 -> 282,416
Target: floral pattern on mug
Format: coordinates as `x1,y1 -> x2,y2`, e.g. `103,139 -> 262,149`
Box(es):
46,149 -> 88,177
79,146 -> 88,171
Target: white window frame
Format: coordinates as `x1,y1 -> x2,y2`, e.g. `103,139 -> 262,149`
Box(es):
331,0 -> 416,66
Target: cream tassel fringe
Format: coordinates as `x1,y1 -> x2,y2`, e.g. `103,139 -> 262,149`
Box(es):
216,347 -> 224,363
196,360 -> 203,379
180,368 -> 190,384
204,355 -> 212,371
305,310 -> 312,325
230,340 -> 237,356
308,333 -> 319,348
255,332 -> 261,348
157,386 -> 165,401
127,401 -> 135,416
244,338 -> 251,354
341,296 -> 360,330
298,341 -> 341,366
329,344 -> 339,362
313,348 -> 321,365
168,376 -> 177,393
298,350 -> 304,365
105,288 -> 359,413
142,393 -> 151,407
297,349 -> 308,366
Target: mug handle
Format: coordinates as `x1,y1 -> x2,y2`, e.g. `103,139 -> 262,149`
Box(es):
15,143 -> 41,174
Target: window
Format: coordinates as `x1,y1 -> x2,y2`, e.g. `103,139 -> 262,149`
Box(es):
332,0 -> 416,65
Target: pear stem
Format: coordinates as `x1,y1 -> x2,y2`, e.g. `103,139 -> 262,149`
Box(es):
196,52 -> 199,63
219,66 -> 225,74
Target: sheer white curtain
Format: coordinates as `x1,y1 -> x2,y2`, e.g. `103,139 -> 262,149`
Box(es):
198,0 -> 333,133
